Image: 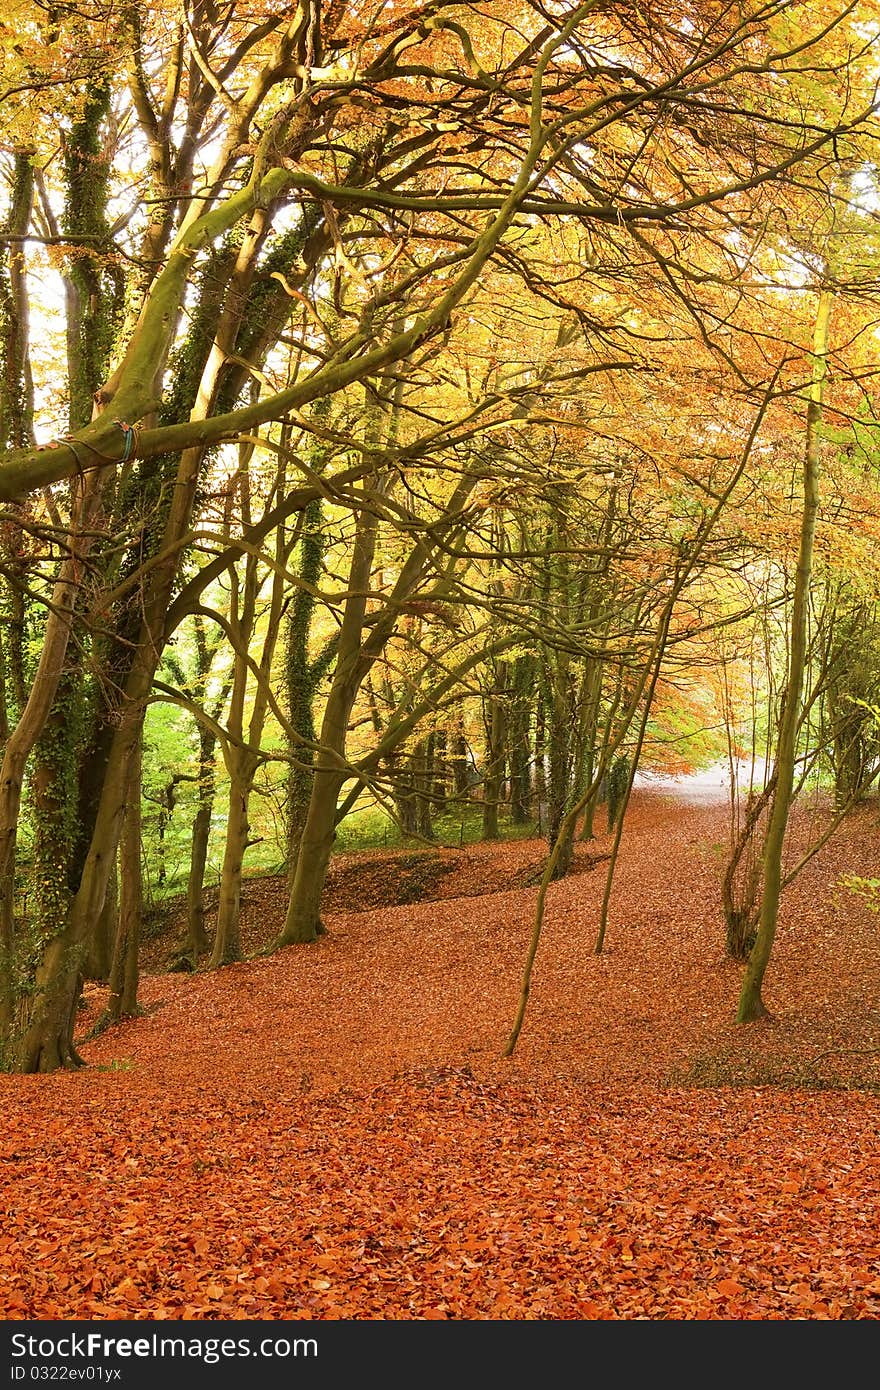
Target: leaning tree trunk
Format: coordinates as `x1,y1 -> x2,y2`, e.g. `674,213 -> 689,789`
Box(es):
14,118 -> 320,1069
278,492 -> 381,945
280,764 -> 345,944
280,464 -> 479,944
737,289 -> 831,1023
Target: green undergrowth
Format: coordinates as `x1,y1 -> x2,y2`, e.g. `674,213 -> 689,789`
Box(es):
142,802 -> 541,908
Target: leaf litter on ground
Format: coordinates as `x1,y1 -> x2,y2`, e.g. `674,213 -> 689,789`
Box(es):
4,786 -> 880,1320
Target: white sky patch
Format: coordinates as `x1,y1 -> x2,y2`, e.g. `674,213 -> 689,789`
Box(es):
849,166 -> 880,215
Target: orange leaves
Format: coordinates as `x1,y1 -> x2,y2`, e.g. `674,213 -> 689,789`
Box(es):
5,1056 -> 880,1320
5,791 -> 880,1319
715,1278 -> 744,1299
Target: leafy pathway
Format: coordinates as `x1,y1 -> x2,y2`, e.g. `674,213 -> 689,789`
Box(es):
3,790 -> 880,1319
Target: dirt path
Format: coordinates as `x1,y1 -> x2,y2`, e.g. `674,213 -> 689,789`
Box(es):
4,789 -> 880,1320
81,787 -> 880,1093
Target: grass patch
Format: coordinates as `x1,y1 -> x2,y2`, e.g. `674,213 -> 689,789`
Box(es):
334,801 -> 539,853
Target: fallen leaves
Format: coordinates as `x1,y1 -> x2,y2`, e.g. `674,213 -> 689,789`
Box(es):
3,1076 -> 878,1320
4,789 -> 880,1319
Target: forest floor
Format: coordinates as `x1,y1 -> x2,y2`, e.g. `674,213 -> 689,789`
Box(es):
4,784 -> 880,1319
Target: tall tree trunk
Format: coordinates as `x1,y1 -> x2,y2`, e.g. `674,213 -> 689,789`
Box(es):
482,665 -> 509,840
451,721 -> 470,800
0,150 -> 35,450
105,735 -> 142,1022
281,766 -> 345,944
211,440 -> 289,968
533,688 -> 547,833
279,499 -> 379,943
184,802 -> 213,965
389,749 -> 419,835
577,655 -> 605,840
210,763 -> 252,968
182,726 -> 220,968
432,729 -> 448,809
286,497 -> 325,870
546,654 -> 574,876
415,735 -> 435,840
279,462 -> 477,942
0,477 -> 101,1033
737,290 -> 831,1022
508,655 -> 535,825
85,861 -> 117,983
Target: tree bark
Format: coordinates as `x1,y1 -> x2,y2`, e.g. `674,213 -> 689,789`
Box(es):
482,665 -> 509,841
106,735 -> 142,1021
508,655 -> 535,825
0,476 -> 101,1033
183,768 -> 214,968
737,289 -> 831,1022
279,497 -> 379,943
210,768 -> 250,968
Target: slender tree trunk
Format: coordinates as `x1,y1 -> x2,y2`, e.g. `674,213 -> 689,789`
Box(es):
508,655 -> 535,825
546,654 -> 574,876
578,656 -> 604,840
432,729 -> 449,810
184,794 -> 213,967
210,763 -> 252,968
286,497 -> 324,870
737,290 -> 831,1022
482,666 -> 509,840
178,622 -> 228,969
106,735 -> 142,1021
211,442 -> 289,967
451,724 -> 469,799
533,690 -> 547,832
0,151 -> 35,450
722,777 -> 775,960
415,736 -> 435,840
505,626 -> 668,1054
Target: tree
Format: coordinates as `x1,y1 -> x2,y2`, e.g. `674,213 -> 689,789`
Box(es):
2,0 -> 880,1070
